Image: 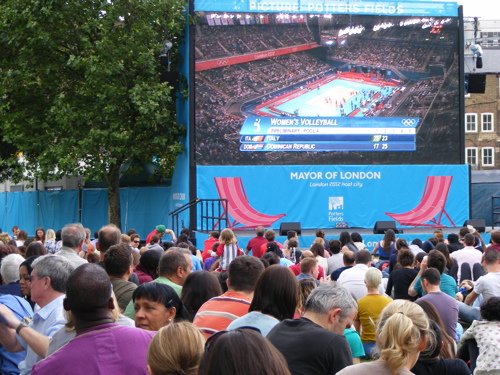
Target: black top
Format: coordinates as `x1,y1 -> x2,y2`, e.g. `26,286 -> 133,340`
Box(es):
411,358 -> 471,375
331,266 -> 353,281
267,317 -> 353,375
386,267 -> 419,300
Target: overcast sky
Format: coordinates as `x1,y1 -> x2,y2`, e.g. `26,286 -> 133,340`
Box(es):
435,0 -> 500,18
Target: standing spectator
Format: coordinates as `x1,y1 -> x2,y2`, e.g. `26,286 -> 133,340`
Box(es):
134,249 -> 161,285
202,231 -> 219,261
145,225 -> 176,246
0,254 -> 25,297
181,271 -> 222,322
214,228 -> 242,272
34,228 -> 45,243
56,223 -> 88,268
104,243 -> 137,312
43,230 -> 57,254
258,229 -> 283,258
386,249 -> 418,300
486,230 -> 500,252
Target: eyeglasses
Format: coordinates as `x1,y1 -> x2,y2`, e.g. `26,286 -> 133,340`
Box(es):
133,241 -> 140,243
205,327 -> 261,352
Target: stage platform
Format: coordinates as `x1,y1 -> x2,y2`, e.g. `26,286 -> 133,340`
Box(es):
194,227 -> 493,253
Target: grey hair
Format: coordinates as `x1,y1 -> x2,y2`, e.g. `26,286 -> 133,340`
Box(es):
33,255 -> 75,293
304,283 -> 357,320
61,223 -> 86,249
1,254 -> 25,284
167,247 -> 192,256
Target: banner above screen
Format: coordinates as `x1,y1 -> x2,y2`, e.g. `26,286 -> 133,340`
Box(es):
194,0 -> 458,17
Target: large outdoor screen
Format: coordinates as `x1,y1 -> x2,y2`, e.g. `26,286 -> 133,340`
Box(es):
193,10 -> 462,166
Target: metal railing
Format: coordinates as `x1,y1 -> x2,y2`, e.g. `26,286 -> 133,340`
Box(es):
169,198 -> 228,235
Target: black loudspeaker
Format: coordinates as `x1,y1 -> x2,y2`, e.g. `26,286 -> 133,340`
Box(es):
279,222 -> 301,236
468,74 -> 486,93
160,71 -> 180,93
463,219 -> 486,233
373,221 -> 397,234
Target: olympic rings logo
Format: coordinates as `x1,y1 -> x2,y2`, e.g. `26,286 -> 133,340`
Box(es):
217,59 -> 229,66
401,119 -> 417,126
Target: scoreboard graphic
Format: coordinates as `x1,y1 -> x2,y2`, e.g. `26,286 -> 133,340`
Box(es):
239,116 -> 419,152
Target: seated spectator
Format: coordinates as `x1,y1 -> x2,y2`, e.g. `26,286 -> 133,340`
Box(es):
337,300 -> 429,375
451,233 -> 483,282
486,230 -> 500,252
331,250 -> 355,281
193,256 -> 264,338
133,283 -> 188,331
266,242 -> 293,267
409,238 -> 424,257
418,268 -> 459,341
199,328 -> 291,375
310,242 -> 329,276
447,233 -> 464,253
295,278 -> 317,318
459,297 -> 500,374
340,231 -> 358,253
411,320 -> 470,375
296,257 -> 320,286
435,242 -> 458,282
148,322 -> 205,375
259,229 -> 283,258
327,239 -> 344,274
385,249 -> 418,300
282,230 -> 298,252
104,243 -> 137,312
355,268 -> 392,358
283,238 -> 301,264
289,250 -> 325,280
31,264 -> 154,375
134,249 -> 161,285
351,232 -> 366,251
214,229 -> 243,272
202,231 -> 219,261
203,242 -> 219,271
227,265 -> 296,336
245,226 -> 267,258
267,284 -> 357,375
180,271 -> 222,322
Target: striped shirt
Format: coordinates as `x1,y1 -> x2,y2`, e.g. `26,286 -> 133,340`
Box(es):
193,291 -> 251,338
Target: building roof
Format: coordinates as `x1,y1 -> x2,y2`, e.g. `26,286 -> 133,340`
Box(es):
465,48 -> 500,74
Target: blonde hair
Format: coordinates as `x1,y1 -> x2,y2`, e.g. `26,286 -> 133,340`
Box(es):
219,228 -> 236,245
45,229 -> 56,242
376,300 -> 429,374
364,267 -> 382,289
148,321 -> 205,375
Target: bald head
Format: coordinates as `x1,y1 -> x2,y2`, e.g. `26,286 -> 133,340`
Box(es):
301,250 -> 314,259
343,250 -> 355,266
65,264 -> 112,315
98,224 -> 121,253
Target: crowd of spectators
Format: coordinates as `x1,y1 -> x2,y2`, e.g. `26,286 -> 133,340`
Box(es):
0,222 -> 499,374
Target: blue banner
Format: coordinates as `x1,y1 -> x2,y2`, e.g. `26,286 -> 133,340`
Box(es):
194,0 -> 458,17
196,164 -> 469,229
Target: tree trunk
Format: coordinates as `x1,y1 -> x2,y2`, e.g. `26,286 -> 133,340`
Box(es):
106,163 -> 121,230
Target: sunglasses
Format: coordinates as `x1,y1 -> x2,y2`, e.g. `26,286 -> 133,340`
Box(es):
205,326 -> 261,352
133,240 -> 140,243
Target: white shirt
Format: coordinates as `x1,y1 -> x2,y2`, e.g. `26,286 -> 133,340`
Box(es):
337,264 -> 385,301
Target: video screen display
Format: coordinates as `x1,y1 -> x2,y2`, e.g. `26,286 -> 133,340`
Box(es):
193,12 -> 461,165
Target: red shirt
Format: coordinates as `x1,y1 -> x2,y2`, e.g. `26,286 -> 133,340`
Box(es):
289,264 -> 324,280
202,237 -> 219,261
246,236 -> 268,258
259,241 -> 284,258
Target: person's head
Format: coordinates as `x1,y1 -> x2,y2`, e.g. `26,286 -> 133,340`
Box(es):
315,228 -> 325,239
133,283 -> 187,331
262,251 -> 280,266
396,238 -> 409,250
481,296 -> 500,321
209,231 -> 219,240
227,255 -> 264,293
364,267 -> 382,289
63,263 -> 113,321
418,320 -> 443,359
249,265 -> 297,321
147,322 -> 205,375
98,224 -> 121,254
412,238 -> 423,248
343,250 -> 355,266
351,232 -> 363,243
397,248 -> 415,268
264,229 -> 276,242
17,230 -> 28,241
159,249 -> 192,284
265,242 -> 283,258
490,230 -> 500,245
304,284 -> 357,334
156,225 -> 166,237
25,241 -> 47,258
420,268 -> 440,293
447,233 -> 459,244
296,278 -> 317,316
434,242 -> 453,269
19,256 -> 39,298
0,233 -> 12,245
1,254 -> 24,284
383,229 -> 396,243
61,223 -> 86,249
127,229 -> 137,236
120,234 -> 130,244
255,226 -> 265,237
180,271 -> 222,318
427,249 -> 446,274
130,233 -> 140,248
12,226 -> 20,237
150,234 -> 160,245
415,252 -> 426,266
104,243 -> 133,278
31,255 -> 75,305
86,252 -> 100,263
44,229 -> 56,242
433,230 -> 445,243
328,239 -> 342,255
177,233 -> 189,245
355,249 -> 372,265
464,233 -> 475,246
286,230 -> 297,240
300,250 -> 314,260
300,257 -> 318,277
287,238 -> 298,249
35,227 -> 45,241
199,328 -> 291,375
219,228 -> 236,245
310,243 -> 324,258
484,248 -> 500,266
339,231 -> 352,246
421,240 -> 434,253
139,249 -> 162,277
376,300 -> 429,373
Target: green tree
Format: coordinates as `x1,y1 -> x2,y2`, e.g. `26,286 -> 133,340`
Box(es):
0,0 -> 187,228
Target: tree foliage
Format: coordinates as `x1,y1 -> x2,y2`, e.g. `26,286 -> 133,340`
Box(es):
0,0 -> 187,227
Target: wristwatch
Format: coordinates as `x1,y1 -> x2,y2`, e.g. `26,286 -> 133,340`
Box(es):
15,317 -> 31,334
